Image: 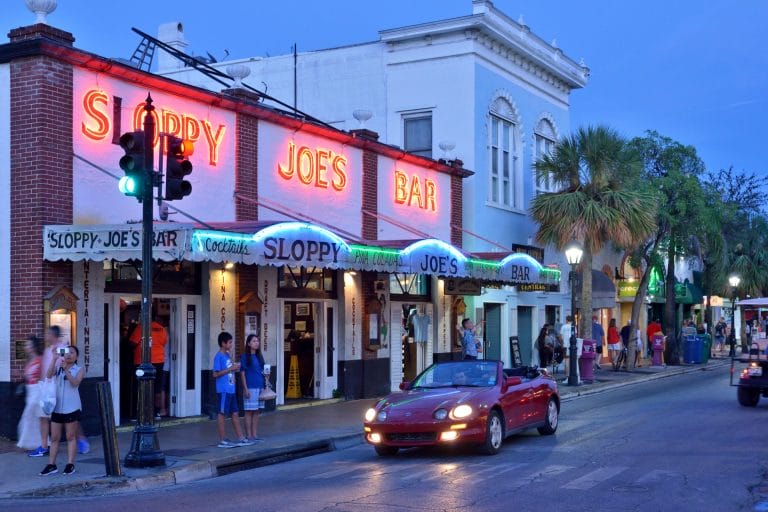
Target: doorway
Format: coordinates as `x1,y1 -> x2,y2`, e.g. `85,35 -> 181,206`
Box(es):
484,303 -> 502,360
517,306 -> 534,365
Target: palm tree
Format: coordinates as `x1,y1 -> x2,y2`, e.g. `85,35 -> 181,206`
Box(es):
531,125 -> 657,354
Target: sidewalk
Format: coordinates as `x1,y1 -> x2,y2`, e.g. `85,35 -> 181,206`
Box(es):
0,358 -> 729,498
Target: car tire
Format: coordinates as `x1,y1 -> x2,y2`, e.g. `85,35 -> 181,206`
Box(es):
737,386 -> 760,407
374,445 -> 399,456
479,410 -> 503,455
537,398 -> 559,435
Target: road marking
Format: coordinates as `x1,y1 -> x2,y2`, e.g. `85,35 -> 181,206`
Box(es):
562,466 -> 628,490
350,463 -> 420,479
309,465 -> 370,479
635,469 -> 681,484
512,465 -> 573,487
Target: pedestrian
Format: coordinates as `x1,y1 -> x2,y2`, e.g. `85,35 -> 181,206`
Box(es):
591,316 -> 605,370
536,324 -> 554,368
17,335 -> 44,451
240,334 -> 265,443
459,318 -> 483,360
646,318 -> 662,358
130,314 -> 168,419
39,345 -> 85,476
607,318 -> 621,370
634,326 -> 643,367
714,317 -> 727,355
681,319 -> 697,339
212,332 -> 248,448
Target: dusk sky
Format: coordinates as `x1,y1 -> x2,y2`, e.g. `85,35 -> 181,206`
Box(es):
5,0 -> 766,176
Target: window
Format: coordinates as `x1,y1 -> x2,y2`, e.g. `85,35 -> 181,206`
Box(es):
534,119 -> 557,195
278,266 -> 337,299
488,113 -> 518,208
389,273 -> 431,299
403,113 -> 432,158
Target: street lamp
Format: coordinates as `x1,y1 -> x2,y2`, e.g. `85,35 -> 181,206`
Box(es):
728,274 -> 740,357
565,241 -> 583,386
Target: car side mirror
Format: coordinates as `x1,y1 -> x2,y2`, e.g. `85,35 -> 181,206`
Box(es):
503,376 -> 522,390
399,381 -> 410,390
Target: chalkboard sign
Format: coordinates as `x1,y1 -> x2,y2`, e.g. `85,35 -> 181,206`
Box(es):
509,336 -> 522,368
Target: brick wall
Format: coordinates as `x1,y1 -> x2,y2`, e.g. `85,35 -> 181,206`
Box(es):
450,174 -> 463,248
9,55 -> 74,379
234,111 -> 258,220
361,150 -> 378,240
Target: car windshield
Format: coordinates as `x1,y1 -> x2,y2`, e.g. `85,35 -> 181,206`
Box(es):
411,361 -> 498,388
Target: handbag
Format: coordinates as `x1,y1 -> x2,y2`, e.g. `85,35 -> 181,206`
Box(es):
39,378 -> 56,416
259,380 -> 277,401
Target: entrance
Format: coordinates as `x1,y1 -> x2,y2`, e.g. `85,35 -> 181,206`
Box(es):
484,303 -> 502,360
281,301 -> 337,401
517,306 -> 534,365
105,294 -> 202,425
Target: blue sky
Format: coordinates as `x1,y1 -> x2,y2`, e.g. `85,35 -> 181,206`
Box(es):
5,0 -> 766,175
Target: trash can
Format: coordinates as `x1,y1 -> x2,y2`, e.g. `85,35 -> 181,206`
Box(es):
698,334 -> 711,364
651,335 -> 665,366
684,335 -> 702,364
579,339 -> 596,382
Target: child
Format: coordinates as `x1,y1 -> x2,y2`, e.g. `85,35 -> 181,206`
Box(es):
212,332 -> 249,448
240,334 -> 266,443
39,345 -> 85,476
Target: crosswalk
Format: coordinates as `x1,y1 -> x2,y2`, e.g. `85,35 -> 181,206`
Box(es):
308,461 -> 680,491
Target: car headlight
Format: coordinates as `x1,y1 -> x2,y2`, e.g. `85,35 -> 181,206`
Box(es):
451,404 -> 473,419
377,410 -> 388,421
364,408 -> 377,422
433,408 -> 448,420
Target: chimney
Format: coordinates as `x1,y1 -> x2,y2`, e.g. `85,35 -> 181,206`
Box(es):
157,22 -> 188,73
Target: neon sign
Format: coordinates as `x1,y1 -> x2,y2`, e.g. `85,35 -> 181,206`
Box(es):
277,142 -> 348,191
80,88 -> 227,166
394,170 -> 437,212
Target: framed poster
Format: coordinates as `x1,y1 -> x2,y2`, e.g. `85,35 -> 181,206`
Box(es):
509,336 -> 522,368
296,303 -> 310,317
284,304 -> 292,325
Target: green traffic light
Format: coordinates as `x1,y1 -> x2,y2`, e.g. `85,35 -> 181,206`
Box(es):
118,175 -> 138,195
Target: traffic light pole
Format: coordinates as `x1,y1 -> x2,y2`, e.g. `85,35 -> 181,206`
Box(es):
125,94 -> 165,468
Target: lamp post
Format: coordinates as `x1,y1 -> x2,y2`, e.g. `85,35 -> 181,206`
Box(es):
565,241 -> 583,386
728,274 -> 740,357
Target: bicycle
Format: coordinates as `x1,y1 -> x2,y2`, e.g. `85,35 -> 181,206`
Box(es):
613,345 -> 628,371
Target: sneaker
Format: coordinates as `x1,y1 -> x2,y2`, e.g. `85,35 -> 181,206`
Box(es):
236,438 -> 254,446
27,446 -> 49,457
39,464 -> 58,476
77,439 -> 90,455
63,464 -> 76,475
217,439 -> 236,448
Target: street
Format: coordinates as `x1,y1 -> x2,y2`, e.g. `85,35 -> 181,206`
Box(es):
6,365 -> 766,511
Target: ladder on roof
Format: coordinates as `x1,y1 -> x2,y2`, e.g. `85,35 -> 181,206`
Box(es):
129,36 -> 156,72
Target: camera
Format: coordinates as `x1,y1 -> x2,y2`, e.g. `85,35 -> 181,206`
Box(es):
57,347 -> 68,356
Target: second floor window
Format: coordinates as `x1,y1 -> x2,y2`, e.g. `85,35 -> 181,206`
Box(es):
489,113 -> 518,208
534,118 -> 557,195
403,113 -> 432,158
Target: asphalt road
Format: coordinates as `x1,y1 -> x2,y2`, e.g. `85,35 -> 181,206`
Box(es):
6,365 -> 767,512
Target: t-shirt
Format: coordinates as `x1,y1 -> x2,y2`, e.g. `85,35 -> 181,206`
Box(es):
240,353 -> 265,389
213,351 -> 236,394
560,323 -> 573,345
461,329 -> 477,357
130,321 -> 168,365
24,356 -> 42,385
412,314 -> 431,343
715,322 -> 726,337
591,322 -> 605,347
620,325 -> 632,346
54,364 -> 83,414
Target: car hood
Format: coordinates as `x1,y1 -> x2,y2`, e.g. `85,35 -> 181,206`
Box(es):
381,387 -> 485,412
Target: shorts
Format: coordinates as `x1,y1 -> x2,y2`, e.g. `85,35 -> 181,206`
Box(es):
51,410 -> 82,424
217,392 -> 239,416
243,388 -> 265,411
153,363 -> 166,392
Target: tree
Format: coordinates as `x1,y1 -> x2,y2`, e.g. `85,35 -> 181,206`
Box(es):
532,125 -> 657,346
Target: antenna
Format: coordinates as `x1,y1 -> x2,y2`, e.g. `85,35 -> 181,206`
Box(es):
130,27 -> 334,130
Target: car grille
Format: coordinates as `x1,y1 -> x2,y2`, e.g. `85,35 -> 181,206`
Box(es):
386,432 -> 437,442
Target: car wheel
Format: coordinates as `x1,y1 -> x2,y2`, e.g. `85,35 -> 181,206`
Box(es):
737,386 -> 760,407
537,398 -> 559,435
374,445 -> 399,456
479,410 -> 503,455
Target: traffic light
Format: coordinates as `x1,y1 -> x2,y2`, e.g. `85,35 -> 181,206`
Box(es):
165,135 -> 193,201
118,130 -> 146,199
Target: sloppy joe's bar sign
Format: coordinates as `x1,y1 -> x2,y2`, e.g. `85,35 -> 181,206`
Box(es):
44,224 -> 190,262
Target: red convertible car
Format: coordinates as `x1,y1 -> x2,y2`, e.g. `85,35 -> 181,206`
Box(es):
363,360 -> 559,456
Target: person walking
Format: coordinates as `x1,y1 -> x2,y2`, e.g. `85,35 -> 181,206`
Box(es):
714,317 -> 727,356
17,336 -> 44,452
240,334 -> 266,443
591,316 -> 605,370
39,345 -> 85,476
212,332 -> 248,448
130,314 -> 168,419
459,318 -> 483,360
607,319 -> 621,370
619,320 -> 632,370
536,325 -> 554,368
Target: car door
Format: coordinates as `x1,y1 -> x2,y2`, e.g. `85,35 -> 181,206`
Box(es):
526,375 -> 554,423
499,370 -> 533,430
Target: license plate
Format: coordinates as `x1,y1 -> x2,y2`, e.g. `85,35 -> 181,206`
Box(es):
748,367 -> 763,376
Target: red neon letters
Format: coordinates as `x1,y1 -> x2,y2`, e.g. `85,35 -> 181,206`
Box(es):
395,170 -> 437,212
277,141 -> 348,191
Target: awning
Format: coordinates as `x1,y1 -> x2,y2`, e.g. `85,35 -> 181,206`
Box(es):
575,270 -> 617,309
43,222 -> 561,285
736,298 -> 768,308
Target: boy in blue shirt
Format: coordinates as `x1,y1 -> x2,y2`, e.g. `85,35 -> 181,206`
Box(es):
212,332 -> 249,447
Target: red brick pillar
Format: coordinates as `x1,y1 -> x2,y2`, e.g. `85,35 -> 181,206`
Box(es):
8,26 -> 75,379
353,129 -> 379,241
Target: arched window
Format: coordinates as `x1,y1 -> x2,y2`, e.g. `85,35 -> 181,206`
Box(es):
488,97 -> 521,209
534,117 -> 557,195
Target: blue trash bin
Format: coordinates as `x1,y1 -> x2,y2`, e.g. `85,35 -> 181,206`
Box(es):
684,335 -> 702,363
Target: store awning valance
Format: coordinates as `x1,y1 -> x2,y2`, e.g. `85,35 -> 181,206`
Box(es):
575,270 -> 617,309
43,222 -> 560,285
